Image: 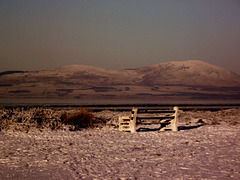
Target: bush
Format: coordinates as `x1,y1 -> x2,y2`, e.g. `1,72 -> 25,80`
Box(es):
0,118 -> 9,131
0,108 -> 102,132
60,109 -> 94,130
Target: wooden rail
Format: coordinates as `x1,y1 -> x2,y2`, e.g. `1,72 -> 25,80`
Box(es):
119,106 -> 178,133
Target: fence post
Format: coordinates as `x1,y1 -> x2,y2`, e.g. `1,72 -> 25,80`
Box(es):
171,106 -> 178,131
129,108 -> 137,133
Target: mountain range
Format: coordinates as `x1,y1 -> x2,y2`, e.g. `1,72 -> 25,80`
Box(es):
0,60 -> 240,99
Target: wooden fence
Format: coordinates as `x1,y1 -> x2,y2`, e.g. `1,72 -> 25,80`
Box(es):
119,107 -> 178,132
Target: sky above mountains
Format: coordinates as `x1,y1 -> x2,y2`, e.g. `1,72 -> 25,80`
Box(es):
0,0 -> 240,73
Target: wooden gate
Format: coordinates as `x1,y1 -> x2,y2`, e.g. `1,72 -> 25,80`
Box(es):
119,107 -> 178,132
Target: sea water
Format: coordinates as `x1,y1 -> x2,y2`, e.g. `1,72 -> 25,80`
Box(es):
0,98 -> 239,106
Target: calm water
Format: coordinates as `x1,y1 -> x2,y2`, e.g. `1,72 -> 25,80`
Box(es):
0,98 -> 239,106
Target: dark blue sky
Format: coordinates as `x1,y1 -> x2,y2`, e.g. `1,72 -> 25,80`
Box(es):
0,0 -> 240,73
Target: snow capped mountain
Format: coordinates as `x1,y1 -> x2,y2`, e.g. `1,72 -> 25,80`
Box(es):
0,60 -> 239,99
137,60 -> 240,86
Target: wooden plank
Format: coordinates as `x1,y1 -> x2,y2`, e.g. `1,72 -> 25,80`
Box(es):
137,116 -> 174,120
120,123 -> 130,125
137,110 -> 175,114
136,121 -> 170,125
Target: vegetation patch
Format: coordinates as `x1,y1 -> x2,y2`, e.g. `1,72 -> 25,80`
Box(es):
9,90 -> 31,94
56,89 -> 74,97
201,87 -> 240,92
56,89 -> 74,93
0,70 -> 26,76
0,108 -> 105,132
151,87 -> 160,91
0,108 -> 62,132
60,109 -> 95,131
0,84 -> 13,87
136,93 -> 153,96
89,87 -> 116,92
187,86 -> 199,91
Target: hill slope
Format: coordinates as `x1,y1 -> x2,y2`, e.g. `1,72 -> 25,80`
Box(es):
137,60 -> 240,86
0,60 -> 239,99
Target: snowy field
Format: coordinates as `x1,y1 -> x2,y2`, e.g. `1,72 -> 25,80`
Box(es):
0,108 -> 240,179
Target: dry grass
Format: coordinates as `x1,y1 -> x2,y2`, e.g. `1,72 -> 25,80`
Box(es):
0,108 -> 63,132
60,109 -> 94,131
178,109 -> 240,126
0,108 -> 97,132
1,107 -> 239,132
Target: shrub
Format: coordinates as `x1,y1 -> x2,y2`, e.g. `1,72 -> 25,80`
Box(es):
0,108 -> 101,132
60,109 -> 94,130
0,118 -> 9,131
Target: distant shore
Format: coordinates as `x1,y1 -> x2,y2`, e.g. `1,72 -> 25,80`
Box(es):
1,97 -> 240,106
0,98 -> 240,113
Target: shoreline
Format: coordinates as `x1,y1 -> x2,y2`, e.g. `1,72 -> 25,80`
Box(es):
1,103 -> 240,113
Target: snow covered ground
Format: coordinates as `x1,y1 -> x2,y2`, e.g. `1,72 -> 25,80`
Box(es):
0,109 -> 240,179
